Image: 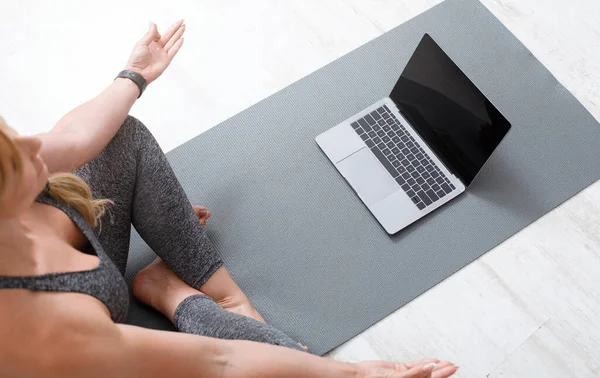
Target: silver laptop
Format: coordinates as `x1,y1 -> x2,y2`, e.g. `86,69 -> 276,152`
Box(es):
316,34 -> 511,234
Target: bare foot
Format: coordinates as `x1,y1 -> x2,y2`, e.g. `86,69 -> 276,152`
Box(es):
134,257 -> 266,323
133,259 -> 308,350
210,294 -> 266,323
193,205 -> 211,226
132,258 -> 201,322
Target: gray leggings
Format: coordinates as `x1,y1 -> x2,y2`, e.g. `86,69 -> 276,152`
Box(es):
75,116 -> 302,351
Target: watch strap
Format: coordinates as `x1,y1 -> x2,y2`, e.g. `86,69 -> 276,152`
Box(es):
115,70 -> 147,98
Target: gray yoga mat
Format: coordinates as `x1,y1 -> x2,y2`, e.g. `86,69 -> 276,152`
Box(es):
124,0 -> 600,355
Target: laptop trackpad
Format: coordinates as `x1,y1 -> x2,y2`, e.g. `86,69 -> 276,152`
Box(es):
336,148 -> 399,206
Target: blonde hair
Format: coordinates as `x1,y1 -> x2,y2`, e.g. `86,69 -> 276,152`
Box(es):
0,119 -> 112,227
46,173 -> 113,228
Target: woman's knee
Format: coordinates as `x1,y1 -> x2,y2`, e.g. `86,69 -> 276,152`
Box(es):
121,115 -> 149,138
112,115 -> 158,148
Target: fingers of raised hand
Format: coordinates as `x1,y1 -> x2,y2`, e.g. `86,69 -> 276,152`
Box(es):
159,19 -> 185,48
139,22 -> 161,45
167,38 -> 185,60
164,23 -> 186,52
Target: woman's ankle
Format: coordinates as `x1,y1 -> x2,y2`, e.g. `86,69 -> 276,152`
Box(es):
198,266 -> 247,302
198,266 -> 264,322
132,258 -> 204,322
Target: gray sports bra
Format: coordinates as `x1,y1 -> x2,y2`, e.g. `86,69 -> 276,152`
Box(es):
0,189 -> 129,323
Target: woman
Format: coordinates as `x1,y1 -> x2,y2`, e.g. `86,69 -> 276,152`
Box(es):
0,20 -> 459,377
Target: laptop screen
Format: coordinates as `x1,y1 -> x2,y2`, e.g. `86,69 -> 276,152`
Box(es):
389,34 -> 510,186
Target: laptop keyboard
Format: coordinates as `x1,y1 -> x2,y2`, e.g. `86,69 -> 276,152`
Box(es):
351,105 -> 456,210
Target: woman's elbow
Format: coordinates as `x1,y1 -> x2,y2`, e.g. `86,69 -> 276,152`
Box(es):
40,131 -> 90,173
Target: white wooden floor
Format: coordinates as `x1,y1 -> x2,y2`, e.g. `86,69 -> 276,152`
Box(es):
2,1 -> 600,376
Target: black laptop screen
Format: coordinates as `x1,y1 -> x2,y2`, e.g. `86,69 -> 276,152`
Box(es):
390,34 -> 510,186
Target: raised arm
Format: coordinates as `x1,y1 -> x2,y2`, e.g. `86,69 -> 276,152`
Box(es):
39,20 -> 186,173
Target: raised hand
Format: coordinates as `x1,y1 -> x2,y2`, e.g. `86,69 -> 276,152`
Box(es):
356,358 -> 458,378
124,20 -> 186,84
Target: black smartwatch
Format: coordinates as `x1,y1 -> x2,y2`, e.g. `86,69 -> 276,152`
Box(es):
115,70 -> 147,98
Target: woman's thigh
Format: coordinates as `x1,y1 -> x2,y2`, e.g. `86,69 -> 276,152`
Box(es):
74,116 -> 141,274
75,115 -> 222,287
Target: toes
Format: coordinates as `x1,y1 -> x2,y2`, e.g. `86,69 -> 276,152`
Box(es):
193,206 -> 211,226
193,205 -> 208,216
